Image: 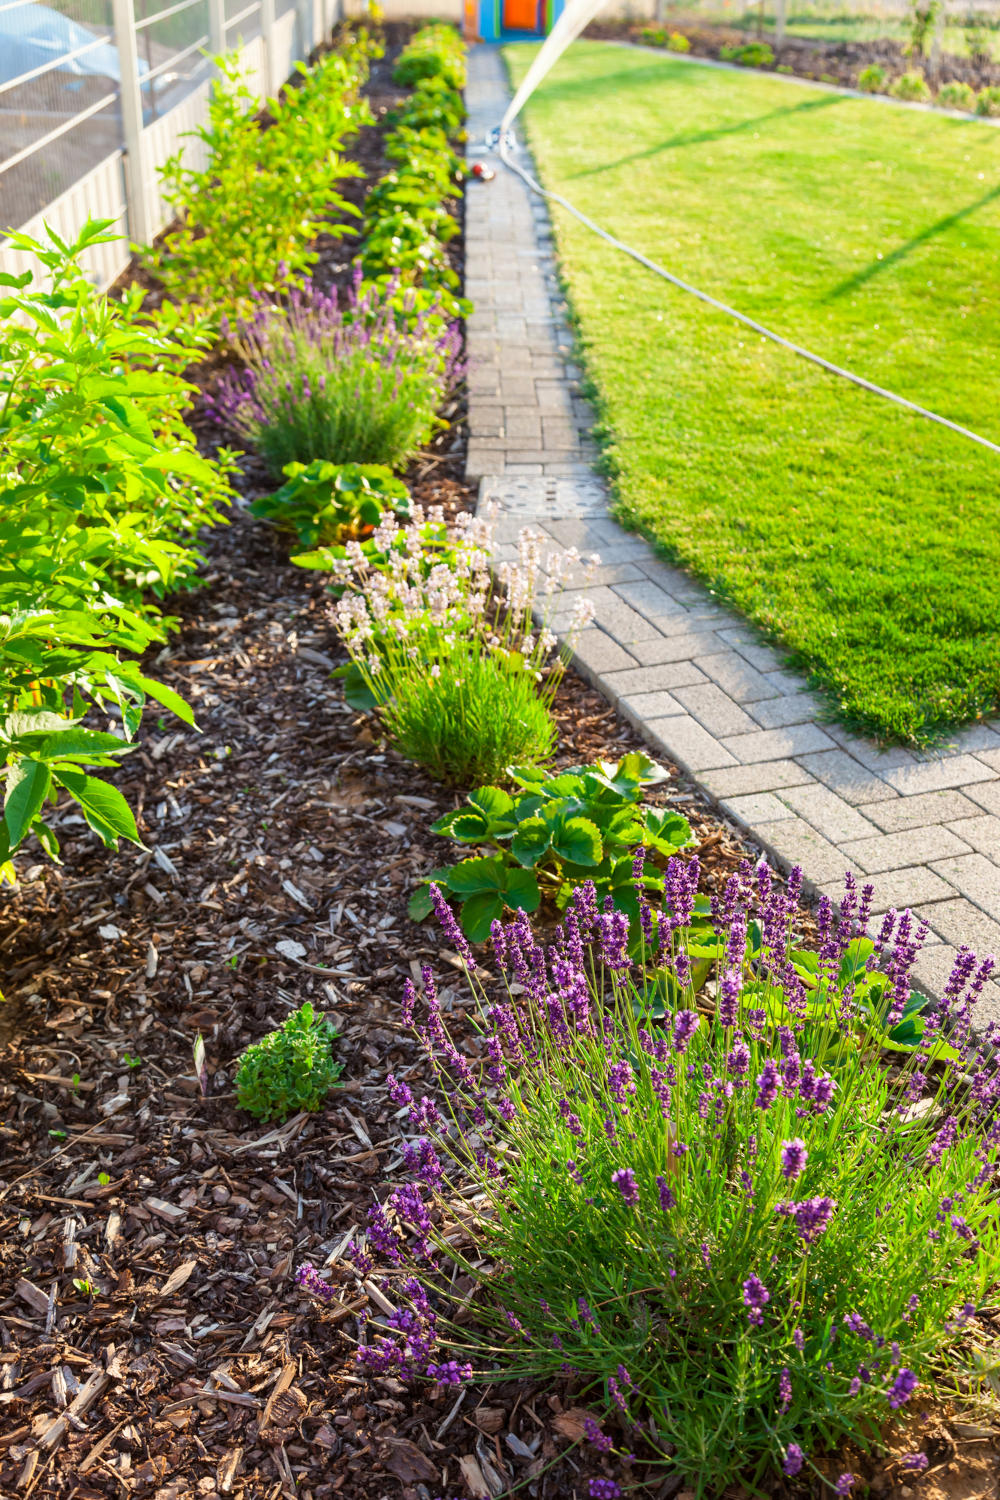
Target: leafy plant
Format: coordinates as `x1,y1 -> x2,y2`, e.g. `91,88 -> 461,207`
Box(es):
976,83 -> 1000,113
857,62 -> 887,90
207,277 -> 460,477
0,220 -> 234,869
720,41 -> 774,66
392,21 -> 466,89
144,39 -> 375,321
410,753 -> 693,940
234,1001 -> 343,1122
907,0 -> 942,56
338,868 -> 1000,1496
890,68 -> 932,100
938,78 -> 977,108
250,461 -> 411,547
667,29 -> 691,51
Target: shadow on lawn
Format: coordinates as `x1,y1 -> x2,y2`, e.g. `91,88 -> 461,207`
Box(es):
561,91 -> 841,180
826,179 -> 1000,298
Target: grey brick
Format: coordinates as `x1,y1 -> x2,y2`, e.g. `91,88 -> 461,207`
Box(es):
964,780 -> 1000,817
882,757 -> 995,795
618,691 -> 684,726
715,629 -> 787,673
721,724 -> 836,764
797,750 -> 898,806
939,724 -> 1000,755
777,784 -> 880,844
943,814 -> 1000,862
720,793 -> 797,826
570,629 -> 637,680
821,724 -> 917,772
628,632 -> 726,666
909,944 -> 1000,1026
857,789 -> 983,833
700,761 -> 816,798
928,853 -> 1000,923
818,866 -> 956,912
753,817 -> 859,887
747,693 -> 823,730
698,651 -> 784,703
642,715 -> 738,773
600,662 -> 710,703
611,579 -> 690,626
672,683 -> 758,738
915,897 -> 1000,958
840,826 -> 972,874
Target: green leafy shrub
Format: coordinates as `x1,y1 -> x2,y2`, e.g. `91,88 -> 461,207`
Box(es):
857,62 -> 887,90
145,38 -> 375,320
208,278 -> 460,477
392,21 -> 466,89
340,870 -> 1000,1494
976,83 -> 1000,114
667,29 -> 691,51
0,220 -> 235,869
410,753 -> 693,939
639,25 -> 666,44
938,78 -> 977,109
235,1002 -> 342,1122
325,509 -> 598,785
890,69 -> 932,100
720,41 -> 774,66
250,461 -> 411,547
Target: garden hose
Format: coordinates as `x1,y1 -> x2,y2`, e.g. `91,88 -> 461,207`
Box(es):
490,125 -> 1000,458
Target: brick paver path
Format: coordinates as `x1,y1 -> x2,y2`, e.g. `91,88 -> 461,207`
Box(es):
464,44 -> 1000,1020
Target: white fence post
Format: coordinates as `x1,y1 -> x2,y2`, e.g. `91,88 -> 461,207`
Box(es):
208,0 -> 227,57
260,0 -> 277,92
113,0 -> 152,247
774,0 -> 786,47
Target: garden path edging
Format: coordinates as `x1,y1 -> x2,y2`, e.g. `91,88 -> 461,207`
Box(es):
464,42 -> 1000,1026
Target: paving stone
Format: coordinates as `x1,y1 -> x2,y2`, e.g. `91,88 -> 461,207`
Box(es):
671,683 -> 758,738
777,783 -> 880,844
746,693 -> 823,730
642,715 -> 738,773
720,793 -> 797,826
721,723 -> 836,764
857,789 -> 984,833
715,630 -> 788,673
617,691 -> 684,727
796,750 -> 898,806
928,853 -> 1000,923
629,631 -> 727,666
964,780 -> 1000,817
818,866 -> 956,912
820,723 -> 917,772
611,579 -> 690,626
935,724 -> 1000,755
700,761 -> 816,797
697,651 -> 784,703
840,826 -> 972,874
943,814 -> 1000,862
915,897 -> 1000,958
882,756 -> 996,795
570,629 -> 637,681
753,817 -> 859,887
599,662 -> 710,703
970,748 -> 1000,774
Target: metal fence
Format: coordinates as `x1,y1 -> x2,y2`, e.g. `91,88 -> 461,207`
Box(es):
0,0 -> 342,288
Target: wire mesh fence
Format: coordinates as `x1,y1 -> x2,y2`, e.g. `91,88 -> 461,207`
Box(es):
0,0 -> 341,286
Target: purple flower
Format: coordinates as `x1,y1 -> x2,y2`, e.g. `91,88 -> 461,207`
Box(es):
295,1262 -> 337,1302
782,1443 -> 804,1477
583,1417 -> 613,1451
755,1059 -> 780,1109
778,1366 -> 792,1412
780,1138 -> 808,1181
425,1360 -> 472,1384
742,1273 -> 770,1326
611,1167 -> 639,1207
900,1452 -> 928,1472
775,1195 -> 836,1245
588,1482 -> 621,1500
887,1368 -> 918,1408
835,1474 -> 855,1495
656,1175 -> 676,1211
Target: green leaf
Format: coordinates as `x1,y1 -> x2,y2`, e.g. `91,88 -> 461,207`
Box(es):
408,885 -> 434,921
467,785 -> 515,821
510,816 -> 552,868
460,891 -> 505,942
643,808 -> 693,852
445,856 -> 507,897
3,760 -> 52,849
551,815 -> 602,867
501,866 -> 541,913
52,768 -> 143,849
440,809 -> 491,842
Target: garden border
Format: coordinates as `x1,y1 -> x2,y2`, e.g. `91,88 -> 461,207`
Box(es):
465,41 -> 1000,1026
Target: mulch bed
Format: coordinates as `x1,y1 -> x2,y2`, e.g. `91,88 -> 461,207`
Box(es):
2,24 -> 998,1500
586,19 -> 1000,94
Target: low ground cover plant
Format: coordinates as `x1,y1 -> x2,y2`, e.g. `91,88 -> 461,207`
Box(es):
392,21 -> 466,90
325,863 -> 1000,1494
320,511 -> 597,784
207,277 -> 460,478
0,220 -> 234,868
145,36 -> 375,320
976,83 -> 1000,113
250,461 -> 411,547
720,41 -> 775,66
234,1001 -> 342,1121
410,753 -> 694,939
857,62 -> 887,89
890,68 -> 932,100
938,78 -> 977,108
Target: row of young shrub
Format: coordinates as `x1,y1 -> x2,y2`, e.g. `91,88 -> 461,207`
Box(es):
859,63 -> 1000,112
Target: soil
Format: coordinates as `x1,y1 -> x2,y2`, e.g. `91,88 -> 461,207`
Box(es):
2,23 -> 999,1500
585,19 -> 1000,95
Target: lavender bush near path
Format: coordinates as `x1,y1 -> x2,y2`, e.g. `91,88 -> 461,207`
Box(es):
206,275 -> 461,478
303,863 -> 1000,1495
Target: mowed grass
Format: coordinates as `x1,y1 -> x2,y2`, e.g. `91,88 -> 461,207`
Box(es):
504,41 -> 1000,743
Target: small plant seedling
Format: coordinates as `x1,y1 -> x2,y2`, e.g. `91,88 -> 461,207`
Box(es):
234,1002 -> 343,1122
98,1171 -> 110,1185
73,1278 -> 94,1297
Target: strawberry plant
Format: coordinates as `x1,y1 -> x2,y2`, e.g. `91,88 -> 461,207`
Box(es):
250,460 -> 411,547
410,754 -> 694,939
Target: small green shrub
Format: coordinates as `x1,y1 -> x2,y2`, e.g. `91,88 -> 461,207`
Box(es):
890,69 -> 932,100
234,1002 -> 342,1122
639,25 -> 666,44
938,78 -> 977,109
667,30 -> 690,51
250,461 -> 411,547
410,753 -> 693,940
720,41 -> 774,66
857,62 -> 887,90
976,83 -> 1000,114
392,21 -> 466,89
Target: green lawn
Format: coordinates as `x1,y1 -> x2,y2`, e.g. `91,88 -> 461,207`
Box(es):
504,41 -> 1000,744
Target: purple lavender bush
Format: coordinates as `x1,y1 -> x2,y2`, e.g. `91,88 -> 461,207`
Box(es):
206,274 -> 460,478
307,861 -> 1000,1494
